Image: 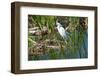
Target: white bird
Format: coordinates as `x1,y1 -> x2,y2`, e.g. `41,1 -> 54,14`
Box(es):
56,21 -> 69,40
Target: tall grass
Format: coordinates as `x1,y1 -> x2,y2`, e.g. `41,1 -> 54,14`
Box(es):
28,15 -> 88,60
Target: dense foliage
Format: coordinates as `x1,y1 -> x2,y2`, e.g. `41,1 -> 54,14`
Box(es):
28,15 -> 88,60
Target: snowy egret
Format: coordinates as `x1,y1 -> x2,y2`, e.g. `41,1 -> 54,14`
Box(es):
56,21 -> 69,40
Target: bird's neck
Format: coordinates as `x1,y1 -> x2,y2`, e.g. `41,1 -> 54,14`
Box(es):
57,25 -> 61,29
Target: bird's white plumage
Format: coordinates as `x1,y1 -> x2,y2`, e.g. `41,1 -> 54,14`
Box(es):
56,21 -> 68,39
57,26 -> 66,38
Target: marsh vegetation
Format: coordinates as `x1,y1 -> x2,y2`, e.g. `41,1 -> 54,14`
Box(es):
28,15 -> 88,60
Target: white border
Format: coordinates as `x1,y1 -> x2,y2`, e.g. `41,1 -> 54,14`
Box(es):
20,6 -> 95,70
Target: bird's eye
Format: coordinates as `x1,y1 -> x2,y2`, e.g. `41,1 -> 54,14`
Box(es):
58,21 -> 60,23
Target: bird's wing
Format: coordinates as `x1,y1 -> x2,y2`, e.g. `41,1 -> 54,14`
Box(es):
59,27 -> 67,38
